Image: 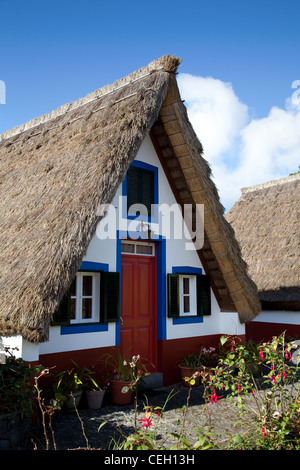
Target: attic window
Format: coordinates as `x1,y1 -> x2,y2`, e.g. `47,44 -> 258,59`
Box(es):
124,161 -> 158,221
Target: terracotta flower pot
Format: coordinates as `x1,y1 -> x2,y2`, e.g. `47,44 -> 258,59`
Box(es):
179,364 -> 201,387
110,380 -> 132,405
86,389 -> 105,410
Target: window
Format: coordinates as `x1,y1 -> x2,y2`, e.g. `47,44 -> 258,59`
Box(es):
52,271 -> 120,326
70,272 -> 100,323
121,241 -> 155,256
127,166 -> 154,218
168,273 -> 211,318
123,161 -> 158,221
179,275 -> 197,316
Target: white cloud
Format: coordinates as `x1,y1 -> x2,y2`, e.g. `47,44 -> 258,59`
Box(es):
178,73 -> 300,211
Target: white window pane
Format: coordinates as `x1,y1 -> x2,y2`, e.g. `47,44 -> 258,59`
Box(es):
183,295 -> 190,313
82,298 -> 92,319
82,275 -> 93,296
183,277 -> 190,294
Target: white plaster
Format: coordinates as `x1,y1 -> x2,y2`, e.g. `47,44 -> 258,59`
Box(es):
0,335 -> 39,362
250,310 -> 300,325
39,324 -> 116,354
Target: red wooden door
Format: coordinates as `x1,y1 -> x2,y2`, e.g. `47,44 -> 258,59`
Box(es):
121,250 -> 157,371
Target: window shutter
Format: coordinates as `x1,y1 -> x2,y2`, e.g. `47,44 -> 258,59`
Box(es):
167,273 -> 180,318
127,167 -> 140,214
140,169 -> 154,217
197,274 -> 211,316
127,167 -> 154,218
101,272 -> 120,323
52,292 -> 70,325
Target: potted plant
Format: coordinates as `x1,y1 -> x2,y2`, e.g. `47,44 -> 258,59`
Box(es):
53,360 -> 86,410
102,349 -> 148,405
199,346 -> 219,368
84,366 -> 109,410
179,353 -> 203,387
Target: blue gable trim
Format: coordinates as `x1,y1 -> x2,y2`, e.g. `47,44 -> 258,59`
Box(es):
172,266 -> 202,275
61,323 -> 109,335
79,261 -> 109,272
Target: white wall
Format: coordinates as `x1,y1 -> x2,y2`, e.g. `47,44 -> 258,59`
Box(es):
251,310 -> 300,325
1,335 -> 39,362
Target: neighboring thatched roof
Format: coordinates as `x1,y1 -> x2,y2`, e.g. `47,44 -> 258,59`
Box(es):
226,174 -> 300,311
0,55 -> 260,343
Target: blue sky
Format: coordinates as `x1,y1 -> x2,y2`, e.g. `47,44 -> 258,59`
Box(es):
1,0 -> 299,209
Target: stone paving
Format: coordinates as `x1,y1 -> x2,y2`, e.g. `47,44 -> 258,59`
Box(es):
22,382 -> 255,450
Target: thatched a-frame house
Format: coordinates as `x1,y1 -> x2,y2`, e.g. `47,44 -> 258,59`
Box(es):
0,56 -> 260,382
226,173 -> 300,341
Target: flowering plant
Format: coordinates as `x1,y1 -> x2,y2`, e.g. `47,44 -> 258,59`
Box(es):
199,346 -> 219,367
204,333 -> 300,449
102,348 -> 148,384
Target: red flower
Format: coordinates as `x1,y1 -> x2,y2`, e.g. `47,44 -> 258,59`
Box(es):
140,409 -> 153,428
259,349 -> 264,360
261,427 -> 266,437
209,390 -> 223,405
140,417 -> 153,428
285,350 -> 291,360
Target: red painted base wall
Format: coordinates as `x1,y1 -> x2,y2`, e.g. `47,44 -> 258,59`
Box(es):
158,335 -> 223,385
37,334 -> 246,388
246,321 -> 300,344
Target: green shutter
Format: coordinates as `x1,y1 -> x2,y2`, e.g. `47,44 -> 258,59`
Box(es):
101,272 -> 120,323
197,274 -> 211,315
140,169 -> 154,217
127,167 -> 154,218
52,292 -> 70,325
127,167 -> 140,214
167,273 -> 180,318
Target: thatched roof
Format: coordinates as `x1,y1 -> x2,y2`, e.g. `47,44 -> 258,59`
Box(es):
0,55 -> 260,343
226,174 -> 300,311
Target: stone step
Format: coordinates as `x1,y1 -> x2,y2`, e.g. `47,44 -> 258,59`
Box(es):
139,372 -> 163,391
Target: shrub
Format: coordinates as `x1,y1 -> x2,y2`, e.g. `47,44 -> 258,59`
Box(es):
205,333 -> 300,450
0,348 -> 41,417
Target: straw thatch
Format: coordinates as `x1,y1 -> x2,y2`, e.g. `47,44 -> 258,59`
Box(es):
226,174 -> 300,311
0,55 -> 260,343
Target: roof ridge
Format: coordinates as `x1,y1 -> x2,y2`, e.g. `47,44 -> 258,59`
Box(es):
241,172 -> 300,194
0,55 -> 181,142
